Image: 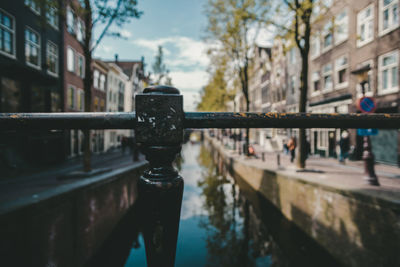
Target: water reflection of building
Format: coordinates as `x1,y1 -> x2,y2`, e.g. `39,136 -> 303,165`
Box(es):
104,61 -> 129,151
64,0 -> 87,157
92,59 -> 108,154
0,1 -> 65,165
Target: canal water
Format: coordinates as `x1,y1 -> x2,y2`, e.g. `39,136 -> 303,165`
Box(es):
88,142 -> 341,267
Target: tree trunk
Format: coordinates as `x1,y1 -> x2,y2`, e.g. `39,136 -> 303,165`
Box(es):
297,50 -> 309,169
83,0 -> 93,172
244,92 -> 250,157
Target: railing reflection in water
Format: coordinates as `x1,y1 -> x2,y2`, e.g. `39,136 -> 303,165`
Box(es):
88,142 -> 342,267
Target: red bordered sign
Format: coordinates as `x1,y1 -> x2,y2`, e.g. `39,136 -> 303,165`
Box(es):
357,97 -> 376,113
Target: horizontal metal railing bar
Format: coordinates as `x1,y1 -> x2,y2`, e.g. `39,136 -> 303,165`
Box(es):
0,112 -> 399,130
183,112 -> 400,129
0,112 -> 136,130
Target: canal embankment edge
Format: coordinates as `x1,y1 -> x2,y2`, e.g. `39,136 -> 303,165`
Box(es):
206,136 -> 400,267
0,161 -> 147,267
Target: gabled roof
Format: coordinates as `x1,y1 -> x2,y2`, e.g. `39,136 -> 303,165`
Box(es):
104,60 -> 143,77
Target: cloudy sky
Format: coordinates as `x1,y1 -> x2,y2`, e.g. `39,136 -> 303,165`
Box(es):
94,0 -> 274,111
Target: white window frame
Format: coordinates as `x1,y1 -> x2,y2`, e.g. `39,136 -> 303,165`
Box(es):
67,85 -> 76,110
46,41 -> 58,76
93,70 -> 100,88
25,0 -> 40,15
322,63 -> 333,92
67,46 -> 76,73
290,75 -> 296,94
100,74 -> 106,91
311,71 -> 321,96
0,8 -> 16,59
322,21 -> 333,52
46,6 -> 59,30
378,50 -> 399,95
25,26 -> 41,70
77,89 -> 84,111
335,55 -> 349,89
66,6 -> 75,34
356,60 -> 374,98
334,9 -> 349,45
77,19 -> 85,43
310,33 -> 320,59
289,47 -> 296,64
379,0 -> 399,36
77,53 -> 85,78
318,129 -> 329,150
357,4 -> 374,47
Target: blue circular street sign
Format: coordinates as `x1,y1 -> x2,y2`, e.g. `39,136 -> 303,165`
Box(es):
357,97 -> 376,113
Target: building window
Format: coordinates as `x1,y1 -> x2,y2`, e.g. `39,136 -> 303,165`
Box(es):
0,9 -> 15,57
290,75 -> 296,94
68,85 -> 76,110
46,6 -> 58,29
310,33 -> 320,59
25,27 -> 40,68
322,63 -> 333,91
334,9 -> 348,44
67,7 -> 76,34
46,41 -> 58,75
323,21 -> 333,51
67,47 -> 75,72
77,20 -> 84,42
289,48 -> 296,64
94,97 -> 99,111
93,70 -> 99,88
78,54 -> 85,78
379,0 -> 399,35
357,60 -> 374,96
378,50 -> 399,94
357,4 -> 374,47
77,89 -> 84,111
335,55 -> 348,89
100,99 -> 105,111
100,74 -> 106,90
25,0 -> 40,14
312,71 -> 320,93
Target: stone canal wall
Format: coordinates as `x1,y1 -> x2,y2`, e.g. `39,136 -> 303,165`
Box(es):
0,162 -> 146,267
207,137 -> 400,267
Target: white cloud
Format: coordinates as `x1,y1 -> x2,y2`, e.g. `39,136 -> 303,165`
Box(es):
133,36 -> 209,68
133,38 -> 172,55
169,70 -> 208,91
98,44 -> 112,53
120,29 -> 132,38
132,36 -> 211,110
248,25 -> 275,47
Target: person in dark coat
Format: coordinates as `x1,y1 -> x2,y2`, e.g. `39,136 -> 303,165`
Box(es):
287,137 -> 296,163
339,130 -> 350,163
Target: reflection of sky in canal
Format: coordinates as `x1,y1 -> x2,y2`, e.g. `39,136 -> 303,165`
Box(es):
180,144 -> 206,220
124,143 -> 269,267
120,142 -> 343,267
124,143 -> 210,267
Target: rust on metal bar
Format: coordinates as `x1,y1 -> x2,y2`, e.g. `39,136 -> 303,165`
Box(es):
184,112 -> 400,129
0,112 -> 400,130
0,112 -> 136,130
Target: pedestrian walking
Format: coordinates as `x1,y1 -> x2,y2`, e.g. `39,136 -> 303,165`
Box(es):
339,130 -> 350,163
287,137 -> 296,163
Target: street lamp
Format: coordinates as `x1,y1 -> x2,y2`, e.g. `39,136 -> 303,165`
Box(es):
351,65 -> 380,186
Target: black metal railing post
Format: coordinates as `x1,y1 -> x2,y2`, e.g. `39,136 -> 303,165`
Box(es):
135,85 -> 184,267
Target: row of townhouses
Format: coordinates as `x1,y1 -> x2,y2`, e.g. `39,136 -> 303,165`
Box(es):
0,1 -> 146,166
243,0 -> 400,166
